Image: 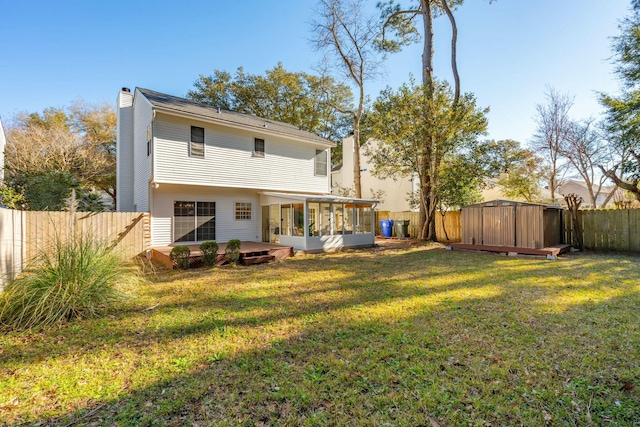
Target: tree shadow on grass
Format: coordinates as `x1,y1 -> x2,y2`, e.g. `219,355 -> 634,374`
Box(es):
24,277 -> 640,426
3,248 -> 638,370
3,250 -> 640,425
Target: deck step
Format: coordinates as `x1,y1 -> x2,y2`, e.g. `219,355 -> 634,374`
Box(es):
241,254 -> 276,265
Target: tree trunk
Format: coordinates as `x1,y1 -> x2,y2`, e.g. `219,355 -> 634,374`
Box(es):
420,0 -> 434,89
564,193 -> 583,250
599,164 -> 640,201
440,210 -> 450,241
440,0 -> 460,104
353,127 -> 362,198
418,164 -> 429,240
417,0 -> 435,241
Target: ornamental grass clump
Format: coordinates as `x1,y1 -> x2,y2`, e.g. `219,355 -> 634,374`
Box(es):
0,234 -> 138,331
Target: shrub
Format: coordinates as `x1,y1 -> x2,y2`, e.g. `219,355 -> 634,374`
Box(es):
170,246 -> 191,269
225,239 -> 242,265
0,235 -> 138,330
199,241 -> 219,267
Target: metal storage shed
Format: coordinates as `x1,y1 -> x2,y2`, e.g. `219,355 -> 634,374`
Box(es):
451,200 -> 567,256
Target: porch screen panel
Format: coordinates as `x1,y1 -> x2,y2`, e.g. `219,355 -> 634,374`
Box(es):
356,204 -> 365,234
363,205 -> 372,233
333,204 -> 344,235
281,204 -> 292,236
308,203 -> 319,236
320,203 -> 331,236
196,202 -> 216,241
174,201 -> 196,242
344,204 -> 354,234
293,204 -> 304,236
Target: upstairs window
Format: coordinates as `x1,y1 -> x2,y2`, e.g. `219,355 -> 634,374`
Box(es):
254,138 -> 265,157
315,149 -> 327,176
190,126 -> 204,158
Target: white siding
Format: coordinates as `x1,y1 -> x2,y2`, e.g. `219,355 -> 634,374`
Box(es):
339,136 -> 416,212
153,114 -> 330,194
132,94 -> 153,212
150,184 -> 261,246
116,90 -> 134,212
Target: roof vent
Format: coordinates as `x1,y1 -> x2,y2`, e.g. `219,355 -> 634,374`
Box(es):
122,87 -> 131,93
217,107 -> 221,113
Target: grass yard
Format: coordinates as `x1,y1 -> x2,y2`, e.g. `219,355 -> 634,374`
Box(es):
1,243 -> 640,426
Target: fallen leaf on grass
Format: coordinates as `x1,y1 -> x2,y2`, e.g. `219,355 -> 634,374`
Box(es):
320,398 -> 334,408
620,381 -> 636,392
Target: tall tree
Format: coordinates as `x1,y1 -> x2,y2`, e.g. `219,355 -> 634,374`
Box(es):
69,101 -> 116,206
495,149 -> 544,202
600,0 -> 640,200
3,103 -> 115,210
478,139 -> 546,202
377,0 -> 466,239
483,139 -> 533,176
561,120 -> 616,207
312,0 -> 384,198
364,79 -> 488,227
532,87 -> 573,203
188,63 -> 353,164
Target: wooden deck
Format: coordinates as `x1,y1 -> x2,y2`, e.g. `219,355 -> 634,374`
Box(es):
448,243 -> 571,257
152,241 -> 294,268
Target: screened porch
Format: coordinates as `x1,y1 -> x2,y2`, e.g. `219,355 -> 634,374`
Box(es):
259,192 -> 378,252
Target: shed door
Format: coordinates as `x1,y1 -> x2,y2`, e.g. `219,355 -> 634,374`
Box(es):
516,205 -> 544,249
461,206 -> 483,245
482,206 -> 515,246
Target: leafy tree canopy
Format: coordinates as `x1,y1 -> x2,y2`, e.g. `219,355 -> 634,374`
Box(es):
3,102 -> 115,210
364,78 -> 488,237
600,0 -> 640,199
496,149 -> 545,203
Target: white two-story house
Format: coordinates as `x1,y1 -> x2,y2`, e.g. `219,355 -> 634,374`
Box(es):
116,88 -> 377,252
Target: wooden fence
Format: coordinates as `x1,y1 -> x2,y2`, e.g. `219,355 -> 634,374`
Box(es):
375,211 -> 462,242
563,209 -> 640,252
0,209 -> 151,289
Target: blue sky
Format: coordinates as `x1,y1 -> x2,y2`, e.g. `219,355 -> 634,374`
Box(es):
0,0 -> 631,146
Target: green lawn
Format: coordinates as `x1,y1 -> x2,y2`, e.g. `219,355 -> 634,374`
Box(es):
2,244 -> 639,426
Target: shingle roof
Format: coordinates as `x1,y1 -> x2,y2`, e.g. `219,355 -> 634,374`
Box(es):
136,88 -> 335,147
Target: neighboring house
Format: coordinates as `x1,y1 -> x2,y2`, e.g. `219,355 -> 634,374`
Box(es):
332,136 -> 418,212
557,179 -> 618,208
116,88 -> 377,252
0,116 -> 5,184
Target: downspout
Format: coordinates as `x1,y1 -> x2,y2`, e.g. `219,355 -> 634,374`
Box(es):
147,110 -> 156,248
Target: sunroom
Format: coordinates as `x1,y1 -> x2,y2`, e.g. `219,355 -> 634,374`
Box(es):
259,192 -> 378,252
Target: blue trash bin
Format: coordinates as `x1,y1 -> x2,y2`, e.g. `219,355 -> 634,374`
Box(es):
379,219 -> 394,237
